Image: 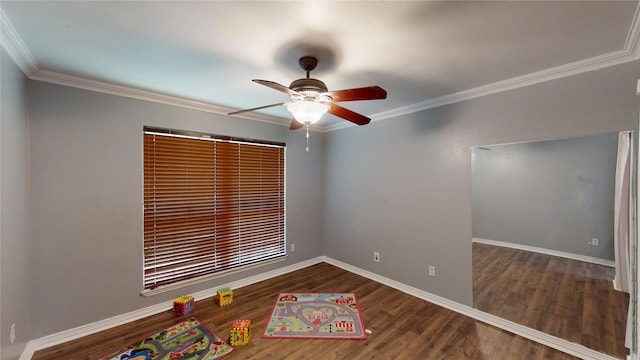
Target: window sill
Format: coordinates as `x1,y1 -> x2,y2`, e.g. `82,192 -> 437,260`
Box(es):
140,255 -> 287,297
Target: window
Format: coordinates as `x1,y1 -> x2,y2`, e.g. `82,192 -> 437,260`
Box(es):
143,127 -> 286,291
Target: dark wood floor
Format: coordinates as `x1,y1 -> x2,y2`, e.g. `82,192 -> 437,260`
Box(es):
34,262 -> 579,359
473,242 -> 629,358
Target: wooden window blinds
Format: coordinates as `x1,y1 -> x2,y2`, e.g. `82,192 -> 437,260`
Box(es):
143,127 -> 286,290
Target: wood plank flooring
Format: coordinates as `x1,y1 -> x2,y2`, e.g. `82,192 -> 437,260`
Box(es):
473,242 -> 629,358
34,262 -> 579,359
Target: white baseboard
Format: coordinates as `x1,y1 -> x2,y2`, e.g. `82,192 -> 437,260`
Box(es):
22,255 -> 623,360
322,256 -> 620,360
20,256 -> 324,359
472,237 -> 616,267
18,342 -> 36,360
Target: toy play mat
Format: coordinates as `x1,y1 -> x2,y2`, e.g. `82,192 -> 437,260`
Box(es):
98,317 -> 233,360
262,292 -> 367,340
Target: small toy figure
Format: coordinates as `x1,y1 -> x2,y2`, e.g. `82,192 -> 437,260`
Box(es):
230,319 -> 251,346
216,287 -> 233,307
120,349 -> 156,360
173,295 -> 194,316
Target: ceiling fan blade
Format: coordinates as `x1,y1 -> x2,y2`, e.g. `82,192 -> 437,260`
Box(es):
324,86 -> 387,102
289,119 -> 304,130
228,102 -> 287,115
327,103 -> 371,126
253,79 -> 301,96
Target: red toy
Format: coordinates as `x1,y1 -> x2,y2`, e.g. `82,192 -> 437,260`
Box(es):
173,295 -> 194,316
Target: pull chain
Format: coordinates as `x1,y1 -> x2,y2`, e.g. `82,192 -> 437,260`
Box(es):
305,124 -> 310,152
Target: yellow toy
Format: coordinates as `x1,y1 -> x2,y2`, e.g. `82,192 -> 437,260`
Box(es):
230,319 -> 251,346
173,295 -> 194,316
216,287 -> 233,306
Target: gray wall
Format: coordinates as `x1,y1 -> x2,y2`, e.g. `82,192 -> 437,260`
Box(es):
472,133 -> 619,260
27,81 -> 325,337
2,47 -> 639,346
1,48 -> 32,359
323,60 -> 639,307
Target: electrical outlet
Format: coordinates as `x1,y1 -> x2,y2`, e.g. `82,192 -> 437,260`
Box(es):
10,323 -> 15,344
428,265 -> 436,277
290,243 -> 296,252
373,251 -> 381,262
591,238 -> 599,246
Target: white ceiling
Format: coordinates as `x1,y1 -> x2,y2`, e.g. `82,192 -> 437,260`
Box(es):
1,1 -> 639,131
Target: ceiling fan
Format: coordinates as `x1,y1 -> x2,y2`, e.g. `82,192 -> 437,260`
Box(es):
228,56 -> 387,150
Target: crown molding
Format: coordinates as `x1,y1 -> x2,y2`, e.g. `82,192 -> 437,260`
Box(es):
320,48 -> 633,132
0,6 -> 290,129
0,8 -> 38,77
3,4 -> 640,134
30,69 -> 290,127
368,49 -> 635,121
29,68 -> 324,131
626,1 -> 640,59
322,48 -> 636,132
321,3 -> 640,133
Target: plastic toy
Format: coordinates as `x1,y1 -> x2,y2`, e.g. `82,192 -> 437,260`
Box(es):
216,287 -> 233,307
173,295 -> 194,316
230,319 -> 251,346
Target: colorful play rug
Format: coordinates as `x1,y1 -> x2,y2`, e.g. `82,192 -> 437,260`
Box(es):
98,317 -> 233,360
262,292 -> 367,340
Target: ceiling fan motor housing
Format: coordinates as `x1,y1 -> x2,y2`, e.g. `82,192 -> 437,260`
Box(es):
289,56 -> 330,99
289,78 -> 329,99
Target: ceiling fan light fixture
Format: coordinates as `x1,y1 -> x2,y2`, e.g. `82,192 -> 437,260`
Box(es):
229,56 -> 386,145
287,100 -> 330,125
